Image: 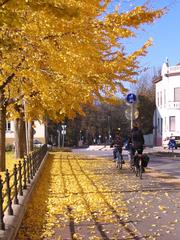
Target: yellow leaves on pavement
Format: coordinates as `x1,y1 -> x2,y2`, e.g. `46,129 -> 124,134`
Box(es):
16,152 -> 130,239
158,205 -> 167,212
16,152 -> 180,239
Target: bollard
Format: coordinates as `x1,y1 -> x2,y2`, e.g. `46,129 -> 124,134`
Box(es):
5,169 -> 13,215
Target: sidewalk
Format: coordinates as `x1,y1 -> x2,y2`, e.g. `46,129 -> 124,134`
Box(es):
14,151 -> 180,240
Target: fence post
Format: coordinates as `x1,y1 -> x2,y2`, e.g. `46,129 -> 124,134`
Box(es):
32,154 -> 35,176
5,169 -> 13,215
0,175 -> 5,230
26,156 -> 30,184
30,155 -> 33,180
13,164 -> 19,205
23,158 -> 27,190
18,161 -> 23,196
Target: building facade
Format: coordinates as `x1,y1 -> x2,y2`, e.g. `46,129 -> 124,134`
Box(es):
154,60 -> 180,146
6,121 -> 45,145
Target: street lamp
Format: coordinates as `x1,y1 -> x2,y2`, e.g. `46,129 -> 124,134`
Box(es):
61,124 -> 67,147
108,115 -> 111,143
98,134 -> 101,144
80,130 -> 82,140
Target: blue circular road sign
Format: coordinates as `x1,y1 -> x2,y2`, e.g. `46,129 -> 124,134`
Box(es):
126,93 -> 137,104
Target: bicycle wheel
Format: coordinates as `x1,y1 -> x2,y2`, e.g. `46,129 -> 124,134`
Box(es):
135,166 -> 139,176
134,155 -> 139,176
116,150 -> 122,169
139,159 -> 143,179
119,159 -> 122,169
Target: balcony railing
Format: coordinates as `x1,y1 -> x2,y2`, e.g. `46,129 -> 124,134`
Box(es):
167,101 -> 180,109
168,65 -> 180,74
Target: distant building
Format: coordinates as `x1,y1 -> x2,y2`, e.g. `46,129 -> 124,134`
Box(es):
6,121 -> 45,145
153,59 -> 180,146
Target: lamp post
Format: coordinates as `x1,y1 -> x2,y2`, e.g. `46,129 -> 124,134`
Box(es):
61,124 -> 67,148
108,115 -> 111,143
80,130 -> 82,140
98,134 -> 101,144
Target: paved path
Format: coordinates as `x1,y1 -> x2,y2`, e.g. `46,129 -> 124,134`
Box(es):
73,148 -> 180,179
16,151 -> 180,240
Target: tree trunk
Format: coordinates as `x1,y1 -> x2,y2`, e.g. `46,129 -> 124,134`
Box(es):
0,90 -> 6,171
14,118 -> 26,159
28,121 -> 33,152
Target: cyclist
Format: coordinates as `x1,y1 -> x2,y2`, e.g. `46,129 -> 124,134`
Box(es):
130,122 -> 145,171
168,136 -> 176,151
111,131 -> 124,166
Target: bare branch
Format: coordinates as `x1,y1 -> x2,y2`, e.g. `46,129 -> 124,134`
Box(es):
0,73 -> 15,90
6,93 -> 24,106
0,0 -> 11,7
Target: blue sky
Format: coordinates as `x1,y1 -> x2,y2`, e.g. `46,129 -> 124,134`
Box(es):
108,0 -> 180,70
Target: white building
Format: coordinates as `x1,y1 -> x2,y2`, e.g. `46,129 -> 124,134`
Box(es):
6,121 -> 46,145
154,60 -> 180,146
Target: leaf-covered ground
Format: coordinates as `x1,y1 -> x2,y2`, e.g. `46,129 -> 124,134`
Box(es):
16,152 -> 180,240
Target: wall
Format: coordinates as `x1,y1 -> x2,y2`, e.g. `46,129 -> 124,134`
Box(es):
5,121 -> 45,144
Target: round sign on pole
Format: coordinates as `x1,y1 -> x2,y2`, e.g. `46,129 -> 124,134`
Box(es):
125,108 -> 139,120
126,93 -> 137,104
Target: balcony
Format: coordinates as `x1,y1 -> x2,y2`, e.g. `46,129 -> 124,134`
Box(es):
168,65 -> 180,74
167,101 -> 180,109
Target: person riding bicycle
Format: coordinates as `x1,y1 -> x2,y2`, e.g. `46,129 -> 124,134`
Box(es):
130,122 -> 145,170
168,136 -> 176,151
111,131 -> 124,164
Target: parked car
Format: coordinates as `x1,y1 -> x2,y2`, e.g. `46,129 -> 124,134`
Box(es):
162,137 -> 170,149
162,136 -> 180,149
33,139 -> 44,148
174,136 -> 180,148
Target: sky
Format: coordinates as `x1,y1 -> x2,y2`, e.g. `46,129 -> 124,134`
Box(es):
108,0 -> 180,70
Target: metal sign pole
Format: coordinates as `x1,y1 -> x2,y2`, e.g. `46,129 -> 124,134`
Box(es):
126,93 -> 137,130
131,103 -> 133,129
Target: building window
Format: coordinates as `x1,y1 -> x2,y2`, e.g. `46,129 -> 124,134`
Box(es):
6,121 -> 11,131
160,118 -> 163,135
174,88 -> 180,102
157,118 -> 160,132
160,91 -> 162,107
157,92 -> 159,106
169,116 -> 175,131
164,89 -> 166,107
164,117 -> 166,132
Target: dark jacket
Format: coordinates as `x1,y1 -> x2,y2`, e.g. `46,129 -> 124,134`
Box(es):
111,135 -> 123,150
131,127 -> 144,149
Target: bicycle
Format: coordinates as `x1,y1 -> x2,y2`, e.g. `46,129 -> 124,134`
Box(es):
114,146 -> 123,169
133,152 -> 144,179
128,149 -> 134,172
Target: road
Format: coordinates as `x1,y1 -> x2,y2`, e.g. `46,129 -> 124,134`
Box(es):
72,148 -> 180,179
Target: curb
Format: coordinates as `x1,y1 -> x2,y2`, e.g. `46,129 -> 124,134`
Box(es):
0,152 -> 49,240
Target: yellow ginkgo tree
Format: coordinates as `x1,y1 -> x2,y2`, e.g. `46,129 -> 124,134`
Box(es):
0,0 -> 165,170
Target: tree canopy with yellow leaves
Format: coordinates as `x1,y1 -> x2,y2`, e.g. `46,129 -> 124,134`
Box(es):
0,0 -> 165,170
